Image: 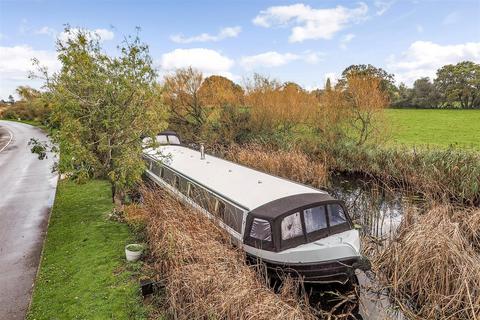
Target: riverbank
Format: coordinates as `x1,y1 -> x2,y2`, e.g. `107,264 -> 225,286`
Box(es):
27,180 -> 148,319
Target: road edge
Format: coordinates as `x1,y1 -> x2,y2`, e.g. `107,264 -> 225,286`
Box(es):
0,127 -> 13,153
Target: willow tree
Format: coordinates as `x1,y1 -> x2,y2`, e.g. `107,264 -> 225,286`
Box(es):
41,27 -> 167,201
245,75 -> 316,135
343,75 -> 389,145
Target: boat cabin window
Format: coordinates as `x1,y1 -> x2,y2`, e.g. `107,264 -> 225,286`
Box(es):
163,167 -> 175,184
327,204 -> 347,226
225,205 -> 243,233
250,218 -> 272,241
167,135 -> 181,145
304,206 -> 327,233
203,193 -> 217,212
152,162 -> 163,177
188,183 -> 214,211
281,212 -> 303,240
173,175 -> 180,189
143,157 -> 153,170
188,183 -> 197,200
216,200 -> 226,220
156,135 -> 168,144
176,176 -> 188,194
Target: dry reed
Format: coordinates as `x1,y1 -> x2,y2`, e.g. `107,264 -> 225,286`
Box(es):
128,187 -> 316,320
225,143 -> 328,189
375,205 -> 480,319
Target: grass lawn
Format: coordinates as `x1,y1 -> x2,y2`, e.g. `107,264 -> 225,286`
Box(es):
28,180 -> 148,320
386,109 -> 480,150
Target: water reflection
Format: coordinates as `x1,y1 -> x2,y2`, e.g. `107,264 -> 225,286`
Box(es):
327,173 -> 415,320
329,173 -> 416,239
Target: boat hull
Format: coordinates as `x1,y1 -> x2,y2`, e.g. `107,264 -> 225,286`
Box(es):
247,255 -> 365,285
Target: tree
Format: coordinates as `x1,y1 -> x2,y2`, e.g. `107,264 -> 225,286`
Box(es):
344,74 -> 389,145
391,83 -> 413,108
314,85 -> 349,143
339,64 -> 396,98
410,77 -> 441,108
16,86 -> 41,101
282,81 -> 304,92
195,75 -> 247,145
163,67 -> 207,140
245,74 -> 315,135
198,75 -> 244,107
40,27 -> 167,202
325,78 -> 332,91
8,95 -> 14,104
435,61 -> 480,109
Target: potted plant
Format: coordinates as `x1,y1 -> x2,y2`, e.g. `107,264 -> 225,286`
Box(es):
125,243 -> 144,262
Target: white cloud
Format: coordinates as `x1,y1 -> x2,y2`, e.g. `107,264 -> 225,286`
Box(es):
374,0 -> 395,16
303,51 -> 324,64
240,51 -> 300,69
0,45 -> 60,99
387,41 -> 480,85
340,33 -> 355,50
252,3 -> 368,42
240,50 -> 323,69
443,12 -> 460,25
34,26 -> 57,38
57,28 -> 114,43
160,48 -> 235,79
32,26 -> 115,43
170,26 -> 241,43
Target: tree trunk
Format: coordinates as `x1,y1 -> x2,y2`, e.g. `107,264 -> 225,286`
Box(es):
111,183 -> 116,203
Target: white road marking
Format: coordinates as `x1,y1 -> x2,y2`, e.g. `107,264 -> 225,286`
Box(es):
0,128 -> 13,153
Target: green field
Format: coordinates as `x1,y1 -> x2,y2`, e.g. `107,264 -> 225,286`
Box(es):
386,109 -> 480,150
28,180 -> 148,320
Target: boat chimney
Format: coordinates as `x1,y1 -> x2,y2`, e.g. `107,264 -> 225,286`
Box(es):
200,144 -> 205,160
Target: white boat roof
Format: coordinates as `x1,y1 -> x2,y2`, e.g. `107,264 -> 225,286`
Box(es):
145,145 -> 326,211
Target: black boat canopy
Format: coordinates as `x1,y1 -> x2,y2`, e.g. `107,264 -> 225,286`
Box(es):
243,193 -> 353,252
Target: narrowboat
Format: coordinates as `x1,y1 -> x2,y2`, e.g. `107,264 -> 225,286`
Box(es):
143,132 -> 369,284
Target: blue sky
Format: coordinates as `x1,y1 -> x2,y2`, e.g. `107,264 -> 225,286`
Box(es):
1,0 -> 479,99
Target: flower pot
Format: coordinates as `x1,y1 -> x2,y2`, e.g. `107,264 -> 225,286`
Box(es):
125,244 -> 144,262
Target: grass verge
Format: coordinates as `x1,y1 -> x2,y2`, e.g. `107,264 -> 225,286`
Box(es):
28,180 -> 147,320
0,118 -> 47,130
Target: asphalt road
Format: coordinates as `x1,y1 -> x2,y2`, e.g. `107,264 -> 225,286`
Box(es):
0,121 -> 58,320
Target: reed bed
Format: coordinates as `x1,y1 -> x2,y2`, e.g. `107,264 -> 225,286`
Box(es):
375,205 -> 480,319
128,187 -> 316,320
225,143 -> 328,189
320,142 -> 480,205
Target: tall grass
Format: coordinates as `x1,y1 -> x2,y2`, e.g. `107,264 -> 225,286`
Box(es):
127,187 -> 316,320
314,142 -> 480,205
224,143 -> 328,189
375,205 -> 480,319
